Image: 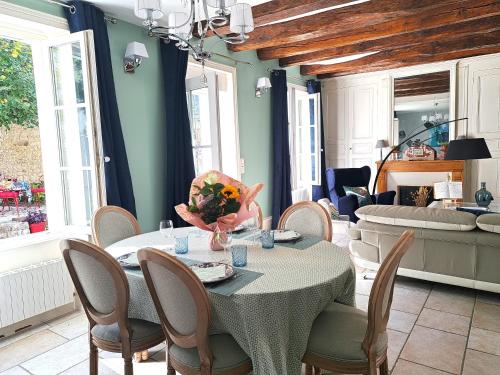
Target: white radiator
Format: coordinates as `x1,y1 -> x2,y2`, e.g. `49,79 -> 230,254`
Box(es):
0,259 -> 74,328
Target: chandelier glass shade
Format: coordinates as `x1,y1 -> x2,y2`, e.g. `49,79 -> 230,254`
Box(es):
134,0 -> 254,62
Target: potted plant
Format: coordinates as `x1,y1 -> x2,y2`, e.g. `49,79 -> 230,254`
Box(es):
26,210 -> 47,233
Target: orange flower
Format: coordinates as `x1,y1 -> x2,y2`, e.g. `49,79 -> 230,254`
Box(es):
221,185 -> 240,200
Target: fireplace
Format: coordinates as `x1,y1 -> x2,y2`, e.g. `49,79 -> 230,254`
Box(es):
398,185 -> 435,207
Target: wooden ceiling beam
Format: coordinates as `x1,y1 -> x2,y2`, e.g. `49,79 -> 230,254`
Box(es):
230,0 -> 473,52
275,13 -> 500,67
196,0 -> 354,38
301,30 -> 500,76
395,87 -> 451,97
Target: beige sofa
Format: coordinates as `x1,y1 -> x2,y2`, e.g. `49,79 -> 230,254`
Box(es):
349,205 -> 500,293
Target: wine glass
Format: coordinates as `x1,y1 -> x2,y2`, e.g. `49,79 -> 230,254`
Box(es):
216,229 -> 233,263
159,220 -> 174,239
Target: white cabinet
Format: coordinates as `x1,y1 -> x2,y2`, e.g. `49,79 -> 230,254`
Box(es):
462,55 -> 500,201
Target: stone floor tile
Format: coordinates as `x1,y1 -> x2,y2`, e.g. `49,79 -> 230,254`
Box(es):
387,329 -> 408,371
476,291 -> 500,306
0,330 -> 67,372
462,349 -> 500,375
400,325 -> 466,374
355,293 -> 369,312
388,310 -> 418,334
473,301 -> 500,333
60,359 -> 119,375
355,277 -> 373,296
43,310 -> 83,327
468,327 -> 500,356
0,367 -> 31,375
417,308 -> 471,336
0,323 -> 50,349
394,276 -> 433,293
98,357 -> 167,375
49,314 -> 88,340
391,286 -> 429,314
425,285 -> 475,317
392,359 -> 450,375
21,334 -> 88,375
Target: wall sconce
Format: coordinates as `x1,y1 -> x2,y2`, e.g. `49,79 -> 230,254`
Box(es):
123,41 -> 149,73
255,77 -> 272,98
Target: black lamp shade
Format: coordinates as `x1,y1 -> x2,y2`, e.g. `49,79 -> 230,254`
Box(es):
445,138 -> 492,160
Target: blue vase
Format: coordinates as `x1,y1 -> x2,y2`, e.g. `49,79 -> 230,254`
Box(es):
475,182 -> 493,208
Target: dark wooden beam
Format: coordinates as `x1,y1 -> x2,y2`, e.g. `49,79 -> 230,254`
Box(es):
300,30 -> 500,76
231,0 -> 474,52
196,0 -> 355,38
394,72 -> 450,87
395,87 -> 451,97
275,14 -> 500,67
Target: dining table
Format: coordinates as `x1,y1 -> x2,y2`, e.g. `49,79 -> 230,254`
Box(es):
106,227 -> 356,375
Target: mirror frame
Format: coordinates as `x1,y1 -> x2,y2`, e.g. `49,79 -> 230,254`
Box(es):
389,62 -> 457,147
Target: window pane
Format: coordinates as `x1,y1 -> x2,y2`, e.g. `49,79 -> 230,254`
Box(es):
50,41 -> 85,106
55,107 -> 90,168
189,88 -> 212,147
193,147 -> 213,176
60,169 -> 93,225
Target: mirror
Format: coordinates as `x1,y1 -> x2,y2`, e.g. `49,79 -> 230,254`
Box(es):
393,71 -> 450,160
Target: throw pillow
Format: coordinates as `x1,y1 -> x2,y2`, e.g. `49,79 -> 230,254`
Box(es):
343,186 -> 373,207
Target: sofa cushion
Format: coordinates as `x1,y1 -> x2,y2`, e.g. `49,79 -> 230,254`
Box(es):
477,214 -> 500,234
355,205 -> 476,231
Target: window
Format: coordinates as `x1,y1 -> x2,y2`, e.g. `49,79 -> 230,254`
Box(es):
288,85 -> 321,197
0,11 -> 104,242
186,62 -> 239,179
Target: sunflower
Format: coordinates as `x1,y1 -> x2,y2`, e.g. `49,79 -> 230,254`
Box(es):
220,185 -> 240,200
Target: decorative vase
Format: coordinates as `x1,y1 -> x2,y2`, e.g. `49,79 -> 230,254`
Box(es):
475,182 -> 493,208
209,232 -> 224,251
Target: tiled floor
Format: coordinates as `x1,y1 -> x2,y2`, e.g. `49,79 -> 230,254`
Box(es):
1,272 -> 500,374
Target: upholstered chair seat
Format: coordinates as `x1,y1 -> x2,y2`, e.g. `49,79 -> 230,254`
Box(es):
169,333 -> 251,373
307,303 -> 388,363
91,319 -> 164,346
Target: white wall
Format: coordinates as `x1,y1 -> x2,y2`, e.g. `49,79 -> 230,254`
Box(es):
321,53 -> 500,201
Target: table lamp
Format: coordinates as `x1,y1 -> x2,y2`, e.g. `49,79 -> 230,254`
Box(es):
375,139 -> 389,161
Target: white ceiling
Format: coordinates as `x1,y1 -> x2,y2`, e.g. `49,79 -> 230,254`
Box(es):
85,0 -> 271,26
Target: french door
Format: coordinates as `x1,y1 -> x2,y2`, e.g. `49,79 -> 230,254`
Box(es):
186,72 -> 221,176
32,30 -> 105,230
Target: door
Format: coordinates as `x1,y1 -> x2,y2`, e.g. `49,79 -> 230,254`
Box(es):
186,72 -> 221,176
32,30 -> 105,230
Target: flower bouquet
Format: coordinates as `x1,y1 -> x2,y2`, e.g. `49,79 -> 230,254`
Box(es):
175,170 -> 263,251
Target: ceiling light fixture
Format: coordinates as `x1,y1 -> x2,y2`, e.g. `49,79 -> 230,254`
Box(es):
134,0 -> 254,63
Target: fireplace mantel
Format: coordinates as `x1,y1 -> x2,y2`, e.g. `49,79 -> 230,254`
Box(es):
375,160 -> 465,193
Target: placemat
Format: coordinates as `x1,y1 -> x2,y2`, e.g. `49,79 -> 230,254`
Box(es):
278,235 -> 324,250
178,257 -> 263,296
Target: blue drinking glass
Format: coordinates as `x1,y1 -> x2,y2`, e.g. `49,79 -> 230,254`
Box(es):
261,230 -> 274,249
231,245 -> 248,267
175,236 -> 189,254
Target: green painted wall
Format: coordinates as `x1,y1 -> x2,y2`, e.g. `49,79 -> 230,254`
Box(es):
4,0 -> 311,231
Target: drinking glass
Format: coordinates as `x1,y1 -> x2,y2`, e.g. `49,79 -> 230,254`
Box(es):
159,220 -> 174,238
174,236 -> 189,254
261,230 -> 274,249
231,245 -> 248,267
216,229 -> 233,262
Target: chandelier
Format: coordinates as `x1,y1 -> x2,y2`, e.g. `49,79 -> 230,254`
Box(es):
134,0 -> 254,62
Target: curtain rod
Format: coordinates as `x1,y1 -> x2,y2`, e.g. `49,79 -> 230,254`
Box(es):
44,0 -> 117,23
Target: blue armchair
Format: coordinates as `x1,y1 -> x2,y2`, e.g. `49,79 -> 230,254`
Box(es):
326,166 -> 396,223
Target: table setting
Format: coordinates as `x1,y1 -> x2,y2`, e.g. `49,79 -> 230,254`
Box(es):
105,171 -> 356,375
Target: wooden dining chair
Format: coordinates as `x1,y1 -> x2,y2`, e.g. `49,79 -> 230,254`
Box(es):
277,201 -> 333,241
137,248 -> 253,375
302,230 -> 415,375
249,201 -> 263,229
61,239 -> 165,375
92,205 -> 141,248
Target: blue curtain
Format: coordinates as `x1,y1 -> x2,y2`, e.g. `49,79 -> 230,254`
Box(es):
160,42 -> 195,227
65,1 -> 137,216
307,80 -> 328,201
271,70 -> 292,229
